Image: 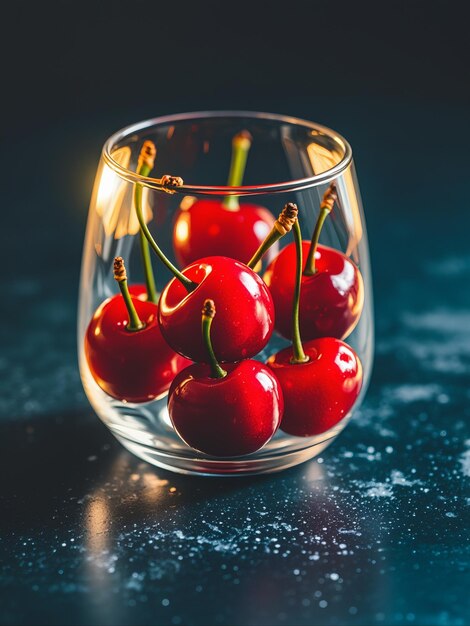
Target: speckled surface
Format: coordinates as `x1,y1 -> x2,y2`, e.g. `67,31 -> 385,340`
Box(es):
1,101 -> 469,625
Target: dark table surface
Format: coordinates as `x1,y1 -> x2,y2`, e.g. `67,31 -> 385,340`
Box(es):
1,99 -> 469,626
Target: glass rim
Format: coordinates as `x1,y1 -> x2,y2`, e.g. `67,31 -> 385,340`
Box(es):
102,110 -> 353,196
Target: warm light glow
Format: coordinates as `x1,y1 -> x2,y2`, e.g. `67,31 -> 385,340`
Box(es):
120,186 -> 153,238
132,467 -> 171,505
94,147 -> 131,237
83,493 -> 120,625
86,497 -> 110,554
141,472 -> 169,490
93,146 -> 154,240
179,195 -> 197,211
174,213 -> 190,245
306,141 -> 363,260
307,142 -> 340,175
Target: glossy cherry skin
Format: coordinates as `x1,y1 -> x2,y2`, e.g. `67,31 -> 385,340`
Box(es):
85,289 -> 190,403
158,256 -> 275,363
172,199 -> 276,267
267,337 -> 363,437
263,242 -> 364,341
168,360 -> 284,457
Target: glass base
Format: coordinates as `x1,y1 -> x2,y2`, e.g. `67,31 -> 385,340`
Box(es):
115,432 -> 338,477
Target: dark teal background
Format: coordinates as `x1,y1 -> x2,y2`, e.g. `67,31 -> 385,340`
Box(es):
1,2 -> 469,625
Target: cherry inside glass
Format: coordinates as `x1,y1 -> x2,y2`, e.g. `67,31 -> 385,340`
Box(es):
78,111 -> 374,476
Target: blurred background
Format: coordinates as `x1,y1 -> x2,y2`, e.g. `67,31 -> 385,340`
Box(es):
1,2 -> 469,625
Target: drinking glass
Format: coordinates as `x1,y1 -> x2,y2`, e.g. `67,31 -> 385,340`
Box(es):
77,111 -> 374,476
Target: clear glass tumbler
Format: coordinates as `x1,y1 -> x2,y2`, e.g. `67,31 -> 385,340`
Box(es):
77,111 -> 374,476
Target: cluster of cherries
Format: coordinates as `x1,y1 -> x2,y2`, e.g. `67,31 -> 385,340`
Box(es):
85,133 -> 364,458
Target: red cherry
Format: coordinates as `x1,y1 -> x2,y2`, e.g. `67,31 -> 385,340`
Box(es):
128,283 -> 151,300
267,337 -> 362,436
263,241 -> 364,341
172,199 -> 276,266
168,360 -> 283,457
158,256 -> 274,362
85,289 -> 190,403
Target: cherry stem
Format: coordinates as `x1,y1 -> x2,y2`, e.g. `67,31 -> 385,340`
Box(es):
135,161 -> 158,304
290,220 -> 309,364
135,142 -> 197,293
304,183 -> 337,276
201,300 -> 227,379
222,131 -> 252,211
114,257 -> 145,332
247,202 -> 298,270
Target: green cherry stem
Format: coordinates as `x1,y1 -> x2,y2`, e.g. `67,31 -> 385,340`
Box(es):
135,141 -> 197,293
290,219 -> 309,364
135,149 -> 158,303
222,131 -> 252,211
202,299 -> 227,379
247,202 -> 298,270
303,183 -> 337,276
114,257 -> 145,332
